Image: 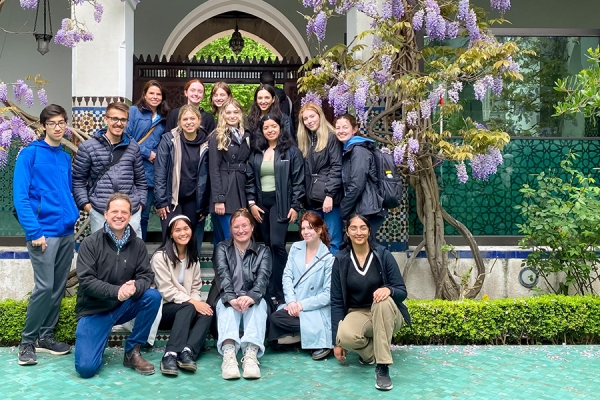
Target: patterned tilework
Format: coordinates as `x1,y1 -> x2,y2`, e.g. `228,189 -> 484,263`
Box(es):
1,345 -> 600,399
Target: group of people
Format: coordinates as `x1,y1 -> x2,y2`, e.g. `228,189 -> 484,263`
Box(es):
13,74 -> 409,391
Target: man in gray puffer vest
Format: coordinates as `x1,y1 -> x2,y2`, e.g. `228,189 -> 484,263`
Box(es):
73,102 -> 147,236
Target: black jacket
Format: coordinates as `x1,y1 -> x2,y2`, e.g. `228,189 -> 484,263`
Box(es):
72,131 -> 147,213
305,132 -> 343,208
330,244 -> 410,346
340,139 -> 384,220
208,130 -> 252,213
165,106 -> 216,136
211,239 -> 272,306
75,228 -> 154,319
154,129 -> 210,215
274,87 -> 291,117
246,146 -> 305,222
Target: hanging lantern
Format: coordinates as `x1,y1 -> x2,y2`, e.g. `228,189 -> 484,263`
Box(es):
229,22 -> 245,55
33,0 -> 53,56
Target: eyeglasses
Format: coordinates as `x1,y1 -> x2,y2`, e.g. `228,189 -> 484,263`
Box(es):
232,224 -> 251,232
106,116 -> 128,125
348,226 -> 369,233
45,121 -> 67,129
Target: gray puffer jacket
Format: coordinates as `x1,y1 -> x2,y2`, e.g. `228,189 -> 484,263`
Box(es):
73,130 -> 147,213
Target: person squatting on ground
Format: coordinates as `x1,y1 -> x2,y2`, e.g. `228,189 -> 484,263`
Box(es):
74,193 -> 161,378
72,101 -> 147,237
209,209 -> 272,380
13,104 -> 80,365
151,215 -> 213,376
154,105 -> 210,243
246,113 -> 305,304
268,212 -> 334,360
331,214 -> 411,391
334,114 -> 387,241
297,102 -> 344,254
208,98 -> 251,245
124,80 -> 169,241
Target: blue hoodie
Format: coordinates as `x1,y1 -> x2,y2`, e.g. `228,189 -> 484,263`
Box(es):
13,140 -> 79,241
343,135 -> 375,151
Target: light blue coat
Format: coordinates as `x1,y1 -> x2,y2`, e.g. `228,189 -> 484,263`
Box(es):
282,240 -> 334,349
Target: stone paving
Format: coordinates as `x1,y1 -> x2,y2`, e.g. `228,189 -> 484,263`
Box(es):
2,345 -> 600,399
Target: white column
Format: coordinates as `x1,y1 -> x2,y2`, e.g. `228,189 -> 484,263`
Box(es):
72,0 -> 137,100
346,0 -> 382,61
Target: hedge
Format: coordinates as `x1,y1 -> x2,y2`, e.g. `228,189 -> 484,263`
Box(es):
1,295 -> 599,346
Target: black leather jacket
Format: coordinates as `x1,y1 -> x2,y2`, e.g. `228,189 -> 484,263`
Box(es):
212,239 -> 272,306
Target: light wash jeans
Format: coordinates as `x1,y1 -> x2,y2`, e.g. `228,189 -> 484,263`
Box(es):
90,208 -> 142,238
216,299 -> 268,357
311,206 -> 343,254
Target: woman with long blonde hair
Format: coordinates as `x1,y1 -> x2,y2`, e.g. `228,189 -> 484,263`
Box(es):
297,102 -> 343,254
208,98 -> 251,244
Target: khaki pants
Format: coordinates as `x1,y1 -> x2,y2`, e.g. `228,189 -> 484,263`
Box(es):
336,297 -> 403,364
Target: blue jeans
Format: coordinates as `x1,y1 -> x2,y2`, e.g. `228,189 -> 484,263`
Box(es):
216,299 -> 268,357
211,213 -> 231,246
74,289 -> 161,379
141,188 -> 155,241
311,206 -> 343,254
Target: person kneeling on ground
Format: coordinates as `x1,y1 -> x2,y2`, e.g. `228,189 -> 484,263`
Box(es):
331,214 -> 411,391
268,212 -> 334,360
151,215 -> 213,376
209,208 -> 272,380
74,193 -> 161,378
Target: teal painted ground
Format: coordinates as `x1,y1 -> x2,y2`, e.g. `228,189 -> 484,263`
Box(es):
2,345 -> 600,399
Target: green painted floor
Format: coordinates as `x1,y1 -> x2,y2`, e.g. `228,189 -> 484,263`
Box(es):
2,345 -> 600,399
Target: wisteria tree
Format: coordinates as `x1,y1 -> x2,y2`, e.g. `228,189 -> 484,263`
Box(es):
300,0 -> 523,299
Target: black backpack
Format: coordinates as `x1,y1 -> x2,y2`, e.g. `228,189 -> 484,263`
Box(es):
373,147 -> 404,209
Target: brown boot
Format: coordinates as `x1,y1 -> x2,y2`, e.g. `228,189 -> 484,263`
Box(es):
123,344 -> 155,375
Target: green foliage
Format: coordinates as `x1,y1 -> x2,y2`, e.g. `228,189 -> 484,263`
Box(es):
555,46 -> 600,120
0,297 -> 77,346
516,152 -> 600,295
194,35 -> 278,113
394,295 -> 600,345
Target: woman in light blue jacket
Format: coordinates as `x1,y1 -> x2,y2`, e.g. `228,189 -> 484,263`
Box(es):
268,212 -> 334,360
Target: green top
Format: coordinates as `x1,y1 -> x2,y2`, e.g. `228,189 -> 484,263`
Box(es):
260,160 -> 276,192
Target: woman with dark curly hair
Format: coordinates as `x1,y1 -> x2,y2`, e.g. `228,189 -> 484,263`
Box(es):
246,113 -> 305,304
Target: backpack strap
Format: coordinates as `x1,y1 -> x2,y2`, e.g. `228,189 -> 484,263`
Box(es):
137,125 -> 156,145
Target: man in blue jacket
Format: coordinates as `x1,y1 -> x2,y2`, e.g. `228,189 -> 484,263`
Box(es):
13,104 -> 80,366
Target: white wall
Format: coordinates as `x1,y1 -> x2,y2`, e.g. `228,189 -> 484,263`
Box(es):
0,1 -> 72,117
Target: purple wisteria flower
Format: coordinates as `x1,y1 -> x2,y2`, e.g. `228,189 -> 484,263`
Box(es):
474,122 -> 487,130
37,88 -> 48,105
335,0 -> 355,14
64,126 -> 73,139
0,150 -> 7,168
357,0 -> 379,18
13,80 -> 29,103
407,154 -> 416,172
408,138 -> 420,154
446,21 -> 459,39
354,79 -> 369,125
394,144 -> 406,166
0,83 -> 7,103
381,54 -> 392,75
470,146 -> 503,181
455,162 -> 468,184
500,56 -> 520,73
313,11 -> 327,42
465,9 -> 480,41
448,82 -> 463,103
423,1 -> 446,41
420,99 -> 432,119
301,91 -> 322,108
302,0 -> 321,7
413,10 -> 425,31
429,85 -> 445,110
491,77 -> 503,96
12,116 -> 36,144
328,81 -> 352,116
474,75 -> 493,100
24,88 -> 34,108
490,0 -> 511,13
406,110 -> 419,127
391,0 -> 404,19
94,2 -> 104,23
381,0 -> 393,19
306,19 -> 315,38
19,0 -> 37,9
458,0 -> 470,21
392,121 -> 404,141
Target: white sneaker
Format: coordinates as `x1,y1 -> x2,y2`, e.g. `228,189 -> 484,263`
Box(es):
221,351 -> 240,380
241,352 -> 261,379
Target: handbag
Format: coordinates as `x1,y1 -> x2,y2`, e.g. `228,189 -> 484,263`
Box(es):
309,174 -> 328,203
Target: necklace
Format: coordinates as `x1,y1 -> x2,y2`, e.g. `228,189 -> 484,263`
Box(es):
235,244 -> 246,257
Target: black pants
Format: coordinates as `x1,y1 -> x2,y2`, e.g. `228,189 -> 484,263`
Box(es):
260,191 -> 290,303
268,308 -> 300,342
160,200 -> 200,241
158,302 -> 213,358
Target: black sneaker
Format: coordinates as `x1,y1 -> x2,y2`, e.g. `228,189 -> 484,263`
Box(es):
18,343 -> 37,365
177,350 -> 197,372
359,355 -> 375,365
160,353 -> 178,376
35,335 -> 71,355
311,348 -> 331,361
375,364 -> 393,391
